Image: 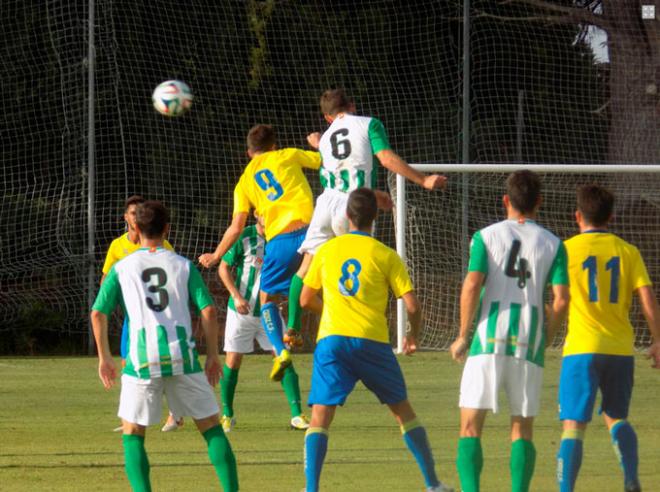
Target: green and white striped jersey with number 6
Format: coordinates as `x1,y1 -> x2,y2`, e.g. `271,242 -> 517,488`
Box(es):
318,113 -> 391,192
467,219 -> 568,368
92,248 -> 214,379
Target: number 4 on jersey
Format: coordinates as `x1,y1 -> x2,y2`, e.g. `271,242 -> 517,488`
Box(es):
505,240 -> 531,289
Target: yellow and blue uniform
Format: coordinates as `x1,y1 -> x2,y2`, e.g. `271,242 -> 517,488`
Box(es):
101,233 -> 174,358
559,231 -> 652,422
233,148 -> 321,294
304,231 -> 413,405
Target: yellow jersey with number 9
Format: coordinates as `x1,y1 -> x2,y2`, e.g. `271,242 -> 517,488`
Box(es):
564,231 -> 651,356
304,231 -> 413,343
233,148 -> 321,241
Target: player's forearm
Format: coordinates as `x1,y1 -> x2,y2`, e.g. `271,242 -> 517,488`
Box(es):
212,227 -> 242,261
376,149 -> 425,187
200,306 -> 220,358
546,286 -> 570,344
91,311 -> 112,360
300,286 -> 323,315
638,286 -> 660,341
402,291 -> 422,339
459,274 -> 483,339
218,264 -> 242,301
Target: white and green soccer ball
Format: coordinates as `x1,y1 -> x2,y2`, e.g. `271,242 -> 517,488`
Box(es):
152,80 -> 193,117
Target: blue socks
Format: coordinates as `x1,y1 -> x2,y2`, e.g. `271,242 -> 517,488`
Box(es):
260,302 -> 286,355
402,419 -> 439,488
610,420 -> 639,488
304,427 -> 328,492
557,429 -> 584,492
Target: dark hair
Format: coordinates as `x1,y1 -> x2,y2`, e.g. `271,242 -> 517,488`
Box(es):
320,89 -> 353,116
506,170 -> 541,214
347,188 -> 377,230
124,195 -> 145,212
577,184 -> 614,227
136,200 -> 170,238
247,124 -> 276,152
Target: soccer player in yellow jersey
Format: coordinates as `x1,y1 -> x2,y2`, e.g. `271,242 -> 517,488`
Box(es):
300,188 -> 453,492
199,124 -> 321,396
101,195 -> 179,432
557,185 -> 660,492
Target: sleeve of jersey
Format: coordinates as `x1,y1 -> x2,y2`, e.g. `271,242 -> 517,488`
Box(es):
368,118 -> 391,154
298,150 -> 322,170
631,247 -> 652,289
232,178 -> 251,215
388,254 -> 414,298
549,241 -> 569,285
221,236 -> 242,267
188,262 -> 215,311
92,267 -> 121,315
467,231 -> 488,274
163,240 -> 175,252
101,242 -> 117,274
303,252 -> 323,290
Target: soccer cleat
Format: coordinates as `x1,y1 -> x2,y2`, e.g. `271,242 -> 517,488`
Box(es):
269,349 -> 292,382
221,415 -> 236,433
161,417 -> 184,432
624,481 -> 641,492
427,483 -> 455,492
283,329 -> 304,349
290,414 -> 310,430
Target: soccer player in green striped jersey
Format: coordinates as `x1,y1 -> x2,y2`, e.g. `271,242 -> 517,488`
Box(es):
91,200 -> 238,492
218,215 -> 309,432
449,171 -> 570,492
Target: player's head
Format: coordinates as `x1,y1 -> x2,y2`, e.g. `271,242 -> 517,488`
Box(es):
505,170 -> 542,215
346,188 -> 378,231
247,124 -> 276,156
576,184 -> 614,227
124,195 -> 145,232
136,200 -> 170,239
320,89 -> 355,119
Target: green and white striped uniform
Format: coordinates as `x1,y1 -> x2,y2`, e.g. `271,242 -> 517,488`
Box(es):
467,219 -> 568,368
92,247 -> 213,379
317,114 -> 390,192
222,225 -> 265,317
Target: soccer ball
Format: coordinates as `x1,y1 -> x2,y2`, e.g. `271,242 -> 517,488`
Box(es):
152,80 -> 193,117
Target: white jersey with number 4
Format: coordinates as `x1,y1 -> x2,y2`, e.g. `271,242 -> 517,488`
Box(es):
93,248 -> 214,379
466,219 -> 568,368
317,113 -> 390,192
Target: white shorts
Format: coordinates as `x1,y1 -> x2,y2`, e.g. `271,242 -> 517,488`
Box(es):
118,373 -> 219,426
223,308 -> 273,353
299,189 -> 350,254
458,354 -> 543,417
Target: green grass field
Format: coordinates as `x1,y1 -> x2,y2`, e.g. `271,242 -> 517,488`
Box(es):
1,352 -> 659,491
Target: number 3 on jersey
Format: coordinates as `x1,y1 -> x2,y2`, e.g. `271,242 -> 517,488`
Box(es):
255,169 -> 283,201
338,259 -> 361,296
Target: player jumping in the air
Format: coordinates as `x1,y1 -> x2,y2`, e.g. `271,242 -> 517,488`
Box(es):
286,88 -> 447,346
450,170 -> 570,492
199,124 -> 321,386
218,213 -> 309,431
92,200 -> 239,492
101,195 -> 181,433
301,188 -> 454,492
557,185 -> 660,492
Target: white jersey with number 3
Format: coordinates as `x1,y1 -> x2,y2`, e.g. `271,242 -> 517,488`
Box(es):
467,219 -> 568,367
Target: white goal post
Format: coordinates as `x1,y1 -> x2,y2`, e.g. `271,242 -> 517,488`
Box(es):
394,164 -> 660,353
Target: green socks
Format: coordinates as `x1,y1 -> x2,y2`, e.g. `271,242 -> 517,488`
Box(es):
287,274 -> 304,331
203,425 -> 239,492
122,434 -> 151,492
280,364 -> 303,417
221,364 -> 239,417
457,437 -> 483,492
511,438 -> 536,492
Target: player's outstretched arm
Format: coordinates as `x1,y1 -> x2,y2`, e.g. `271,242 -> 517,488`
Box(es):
638,285 -> 660,368
401,291 -> 421,355
199,212 -> 248,268
546,284 -> 569,346
375,149 -> 447,190
91,310 -> 117,389
218,261 -> 250,315
451,271 -> 485,362
199,305 -> 222,386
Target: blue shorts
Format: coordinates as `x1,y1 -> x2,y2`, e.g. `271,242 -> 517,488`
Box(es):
260,227 -> 306,295
558,353 -> 634,422
308,335 -> 407,406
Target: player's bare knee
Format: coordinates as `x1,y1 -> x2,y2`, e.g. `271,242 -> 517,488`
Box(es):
194,414 -> 220,434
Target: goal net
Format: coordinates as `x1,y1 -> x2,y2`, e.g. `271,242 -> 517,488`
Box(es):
391,166 -> 660,350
